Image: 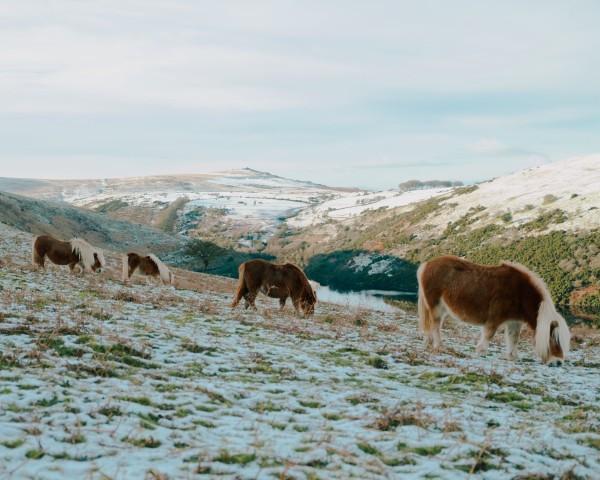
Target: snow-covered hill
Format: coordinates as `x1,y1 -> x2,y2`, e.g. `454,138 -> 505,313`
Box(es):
0,169 -> 350,249
0,222 -> 599,479
422,154 -> 600,234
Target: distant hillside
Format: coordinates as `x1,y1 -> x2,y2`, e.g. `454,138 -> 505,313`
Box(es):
0,191 -> 179,253
0,169 -> 348,251
269,155 -> 600,307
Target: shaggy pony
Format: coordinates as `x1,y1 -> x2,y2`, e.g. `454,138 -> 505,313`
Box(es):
32,235 -> 105,274
417,255 -> 570,365
122,252 -> 175,285
231,259 -> 317,316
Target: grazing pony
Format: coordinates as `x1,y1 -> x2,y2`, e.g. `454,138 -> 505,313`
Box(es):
417,255 -> 570,365
122,253 -> 175,285
231,259 -> 317,316
32,235 -> 105,274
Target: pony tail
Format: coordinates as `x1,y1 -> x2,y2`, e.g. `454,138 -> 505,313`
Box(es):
122,254 -> 129,282
417,262 -> 432,334
231,263 -> 246,308
32,236 -> 41,267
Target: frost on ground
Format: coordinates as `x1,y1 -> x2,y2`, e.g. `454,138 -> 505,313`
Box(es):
0,223 -> 599,480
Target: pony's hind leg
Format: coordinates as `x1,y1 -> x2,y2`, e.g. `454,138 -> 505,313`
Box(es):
476,324 -> 498,355
279,297 -> 287,310
427,303 -> 445,352
244,292 -> 257,311
504,321 -> 521,361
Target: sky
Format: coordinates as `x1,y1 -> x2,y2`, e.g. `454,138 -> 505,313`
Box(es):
0,1 -> 599,190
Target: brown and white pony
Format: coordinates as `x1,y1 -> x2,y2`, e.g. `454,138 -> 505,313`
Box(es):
122,253 -> 175,285
417,255 -> 570,365
32,235 -> 105,274
231,259 -> 317,316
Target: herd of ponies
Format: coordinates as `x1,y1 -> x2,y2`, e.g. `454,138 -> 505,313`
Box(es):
30,234 -> 571,366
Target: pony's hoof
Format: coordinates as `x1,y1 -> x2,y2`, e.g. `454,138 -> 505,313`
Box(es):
548,360 -> 563,367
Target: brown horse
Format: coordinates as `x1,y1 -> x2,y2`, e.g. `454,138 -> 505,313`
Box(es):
231,259 -> 317,316
417,255 -> 570,365
122,253 -> 174,285
32,235 -> 105,274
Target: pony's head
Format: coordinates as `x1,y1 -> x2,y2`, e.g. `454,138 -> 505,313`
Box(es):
92,252 -> 105,273
535,298 -> 571,366
300,284 -> 317,316
70,238 -> 105,274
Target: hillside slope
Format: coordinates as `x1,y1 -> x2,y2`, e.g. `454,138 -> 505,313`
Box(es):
0,169 -> 349,250
270,156 -> 600,306
0,191 -> 179,253
0,222 -> 599,478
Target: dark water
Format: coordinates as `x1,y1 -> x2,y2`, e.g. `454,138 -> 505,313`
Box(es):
318,286 -> 600,327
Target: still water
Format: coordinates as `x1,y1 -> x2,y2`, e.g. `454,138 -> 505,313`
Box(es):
315,285 -> 416,313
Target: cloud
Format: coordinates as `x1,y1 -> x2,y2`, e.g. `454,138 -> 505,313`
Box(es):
0,1 -> 599,187
467,138 -> 549,163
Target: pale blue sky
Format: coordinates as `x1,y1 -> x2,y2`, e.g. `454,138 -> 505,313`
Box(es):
0,1 -> 599,189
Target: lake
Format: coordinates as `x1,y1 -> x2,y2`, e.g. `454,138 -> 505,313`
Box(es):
315,285 -> 416,313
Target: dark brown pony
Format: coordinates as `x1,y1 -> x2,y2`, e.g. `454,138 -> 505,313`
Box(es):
231,259 -> 317,316
122,253 -> 174,285
417,255 -> 570,365
32,235 -> 105,273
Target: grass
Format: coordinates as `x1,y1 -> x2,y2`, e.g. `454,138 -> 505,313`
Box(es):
357,442 -> 380,456
123,436 -> 162,448
98,405 -> 122,417
25,449 -> 45,459
374,405 -> 432,431
1,438 -> 25,449
367,355 -> 388,369
213,451 -> 256,465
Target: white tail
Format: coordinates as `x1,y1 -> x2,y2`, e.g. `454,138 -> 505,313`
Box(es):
148,253 -> 172,285
122,254 -> 129,282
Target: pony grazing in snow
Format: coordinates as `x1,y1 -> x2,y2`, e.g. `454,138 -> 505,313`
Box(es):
32,235 -> 105,274
231,259 -> 317,316
122,253 -> 175,285
417,255 -> 570,365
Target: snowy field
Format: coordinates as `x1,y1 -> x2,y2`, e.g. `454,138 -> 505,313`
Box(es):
421,155 -> 600,234
287,188 -> 449,228
1,223 -> 599,479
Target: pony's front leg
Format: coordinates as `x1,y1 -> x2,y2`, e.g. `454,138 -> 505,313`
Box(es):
69,263 -> 83,275
476,325 -> 497,355
279,297 -> 287,311
503,321 -> 521,361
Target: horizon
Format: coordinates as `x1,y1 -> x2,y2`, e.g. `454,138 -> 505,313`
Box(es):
1,1 -> 600,189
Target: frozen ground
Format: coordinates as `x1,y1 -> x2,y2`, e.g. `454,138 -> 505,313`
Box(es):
0,223 -> 599,479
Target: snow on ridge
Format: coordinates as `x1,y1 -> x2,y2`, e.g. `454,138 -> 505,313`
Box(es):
288,187 -> 449,228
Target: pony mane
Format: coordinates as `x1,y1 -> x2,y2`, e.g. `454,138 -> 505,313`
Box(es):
148,253 -> 172,284
502,261 -> 570,362
70,238 -> 104,271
